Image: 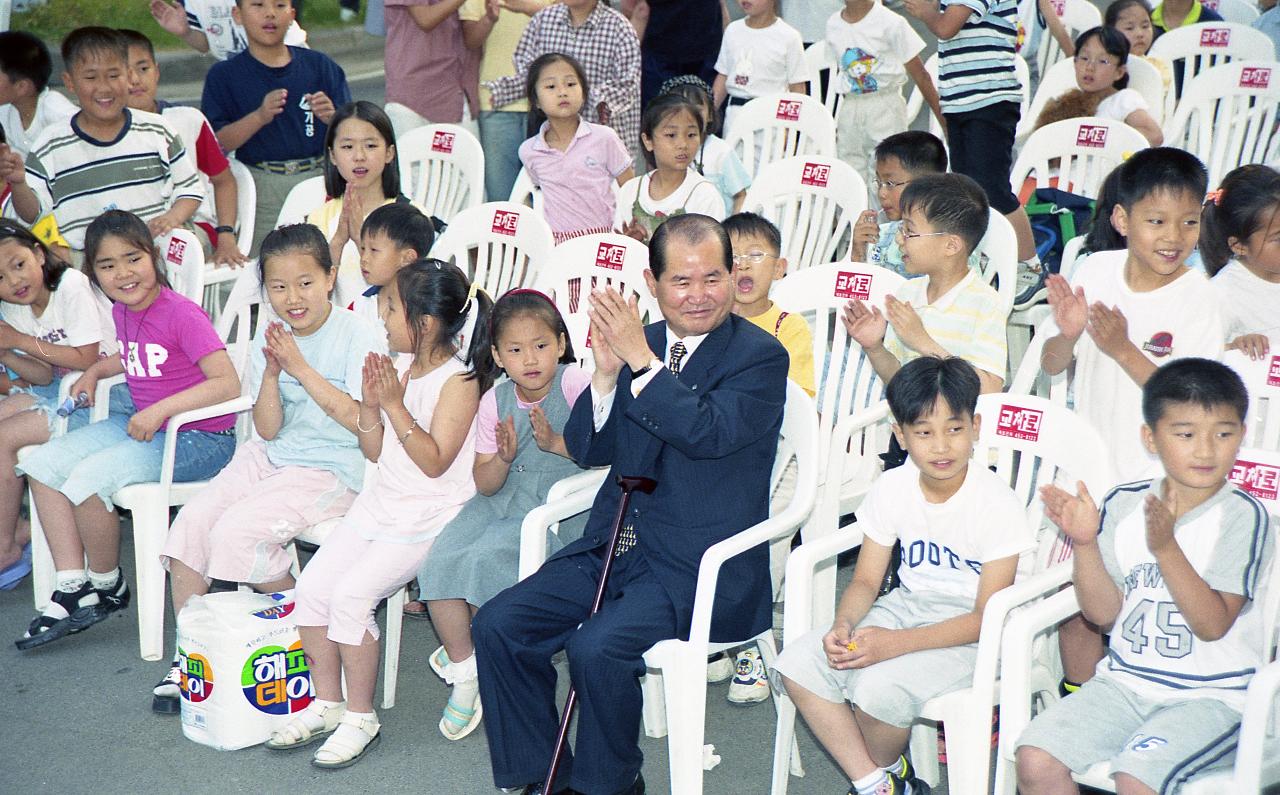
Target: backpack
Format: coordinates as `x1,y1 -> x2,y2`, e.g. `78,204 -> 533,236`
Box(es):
1026,187 -> 1095,275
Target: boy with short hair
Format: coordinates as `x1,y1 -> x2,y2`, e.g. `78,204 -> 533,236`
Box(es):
844,172 -> 1007,394
0,27 -> 204,254
202,0 -> 350,253
353,202 -> 437,324
0,31 -> 76,157
725,211 -> 816,397
148,0 -> 308,61
1016,358 -> 1270,795
902,0 -> 1042,307
774,355 -> 1034,795
714,0 -> 809,135
120,29 -> 246,266
851,131 -> 984,277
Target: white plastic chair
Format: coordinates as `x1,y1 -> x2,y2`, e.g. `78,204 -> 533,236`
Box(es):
1148,21 -> 1276,119
507,167 -> 545,215
429,201 -> 555,298
1204,0 -> 1262,24
740,156 -> 868,273
773,393 -> 1116,795
1033,0 -> 1102,80
533,233 -> 657,371
1163,60 -> 1280,189
274,175 -> 328,229
202,159 -> 259,320
1018,55 -> 1167,141
1008,311 -> 1072,406
396,123 -> 485,223
152,227 -> 206,306
1224,342 -> 1280,452
976,207 -> 1019,320
640,382 -> 818,792
723,93 -> 837,181
994,443 -> 1280,795
802,41 -> 842,119
1010,117 -> 1150,201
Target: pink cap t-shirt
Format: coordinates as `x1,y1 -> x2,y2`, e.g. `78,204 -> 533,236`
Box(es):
113,287 -> 234,432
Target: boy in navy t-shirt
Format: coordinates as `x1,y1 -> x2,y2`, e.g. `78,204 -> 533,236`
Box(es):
201,0 -> 350,253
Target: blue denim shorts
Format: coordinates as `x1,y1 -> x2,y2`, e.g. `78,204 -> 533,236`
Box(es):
16,398 -> 237,511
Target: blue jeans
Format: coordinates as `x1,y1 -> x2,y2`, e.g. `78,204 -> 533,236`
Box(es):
479,110 -> 527,203
16,398 -> 237,511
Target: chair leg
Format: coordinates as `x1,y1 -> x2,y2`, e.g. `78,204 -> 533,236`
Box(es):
131,500 -> 169,662
937,699 -> 994,795
909,723 -> 941,787
381,586 -> 405,709
770,690 -> 799,795
642,669 -> 668,739
756,636 -> 804,781
659,649 -> 709,794
27,485 -> 55,611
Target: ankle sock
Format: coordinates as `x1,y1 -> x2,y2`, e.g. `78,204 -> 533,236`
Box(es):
852,769 -> 888,795
444,652 -> 478,686
87,567 -> 120,591
55,569 -> 87,592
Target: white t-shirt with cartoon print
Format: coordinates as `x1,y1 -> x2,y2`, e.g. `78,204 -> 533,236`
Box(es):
715,17 -> 809,100
824,4 -> 925,95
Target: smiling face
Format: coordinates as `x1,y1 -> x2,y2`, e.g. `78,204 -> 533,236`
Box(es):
262,251 -> 336,337
893,396 -> 979,497
645,234 -> 733,339
1074,36 -> 1126,94
0,238 -> 49,307
895,206 -> 959,276
1142,401 -> 1243,496
91,234 -> 162,310
329,116 -> 394,194
232,0 -> 295,47
63,49 -> 128,130
492,312 -> 566,402
1114,5 -> 1154,56
534,58 -> 585,122
125,45 -> 159,113
642,108 -> 702,174
1112,189 -> 1203,286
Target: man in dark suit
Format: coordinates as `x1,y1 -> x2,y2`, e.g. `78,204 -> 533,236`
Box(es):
472,214 -> 789,795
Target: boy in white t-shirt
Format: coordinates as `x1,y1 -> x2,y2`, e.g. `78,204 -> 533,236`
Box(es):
148,0 -> 307,61
0,32 -> 77,159
713,0 -> 809,135
774,355 -> 1033,795
1017,358 -> 1271,794
825,0 -> 943,181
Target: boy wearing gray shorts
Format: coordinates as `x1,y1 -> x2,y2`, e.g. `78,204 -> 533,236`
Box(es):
1017,358 -> 1273,795
773,357 -> 1033,795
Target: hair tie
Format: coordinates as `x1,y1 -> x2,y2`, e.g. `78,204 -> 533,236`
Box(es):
1205,189 -> 1224,207
454,285 -> 488,357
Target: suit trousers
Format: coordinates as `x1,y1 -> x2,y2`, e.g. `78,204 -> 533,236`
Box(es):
473,545 -> 679,795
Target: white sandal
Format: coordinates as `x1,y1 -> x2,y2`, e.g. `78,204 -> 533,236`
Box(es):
312,711 -> 381,769
265,700 -> 346,751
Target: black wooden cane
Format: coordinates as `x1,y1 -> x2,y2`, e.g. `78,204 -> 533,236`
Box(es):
543,474 -> 658,793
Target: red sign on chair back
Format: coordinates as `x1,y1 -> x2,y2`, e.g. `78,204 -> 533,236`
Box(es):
432,131 -> 455,153
833,271 -> 872,300
1076,124 -> 1108,148
1267,355 -> 1280,387
1200,27 -> 1231,47
492,210 -> 520,236
801,162 -> 830,187
776,99 -> 802,121
595,242 -> 626,270
1231,460 -> 1279,501
1240,67 -> 1272,89
996,405 -> 1044,441
166,236 -> 187,265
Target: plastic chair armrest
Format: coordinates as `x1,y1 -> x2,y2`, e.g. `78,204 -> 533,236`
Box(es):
997,586 -> 1082,763
780,523 -> 867,646
158,395 -> 253,492
545,467 -> 609,504
90,374 -> 128,422
517,487 -> 598,581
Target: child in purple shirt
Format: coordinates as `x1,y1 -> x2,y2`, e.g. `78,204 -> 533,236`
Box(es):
14,211 -> 240,651
518,53 -> 634,243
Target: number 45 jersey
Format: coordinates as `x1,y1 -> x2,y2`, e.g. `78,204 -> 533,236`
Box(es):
1097,478 -> 1272,711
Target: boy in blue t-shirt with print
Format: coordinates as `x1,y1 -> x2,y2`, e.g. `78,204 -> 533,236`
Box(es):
201,0 -> 350,254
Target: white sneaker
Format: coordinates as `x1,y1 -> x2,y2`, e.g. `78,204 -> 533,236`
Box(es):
706,653 -> 734,683
339,7 -> 357,21
726,649 -> 770,705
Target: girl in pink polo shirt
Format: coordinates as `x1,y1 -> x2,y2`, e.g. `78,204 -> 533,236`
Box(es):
518,53 -> 635,244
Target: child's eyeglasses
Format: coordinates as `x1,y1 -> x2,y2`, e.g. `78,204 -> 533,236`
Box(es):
732,251 -> 774,265
872,178 -> 911,190
896,228 -> 947,241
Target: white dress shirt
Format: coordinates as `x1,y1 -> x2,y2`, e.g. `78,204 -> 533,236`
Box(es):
590,328 -> 711,430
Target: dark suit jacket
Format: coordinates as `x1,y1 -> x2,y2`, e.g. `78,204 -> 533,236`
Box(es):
558,314 -> 789,643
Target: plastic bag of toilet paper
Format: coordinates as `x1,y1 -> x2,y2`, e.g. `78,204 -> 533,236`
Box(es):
177,589 -> 314,750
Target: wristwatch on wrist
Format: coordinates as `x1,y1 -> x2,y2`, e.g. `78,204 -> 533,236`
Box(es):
214,225 -> 235,236
630,357 -> 662,377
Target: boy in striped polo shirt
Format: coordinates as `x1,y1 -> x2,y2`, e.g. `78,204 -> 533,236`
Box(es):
0,27 -> 203,257
842,173 -> 1007,394
903,0 -> 1044,309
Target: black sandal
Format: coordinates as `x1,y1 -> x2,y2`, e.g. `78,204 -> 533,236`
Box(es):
14,582 -> 108,651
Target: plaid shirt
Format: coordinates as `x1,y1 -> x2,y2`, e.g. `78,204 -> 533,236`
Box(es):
487,2 -> 641,160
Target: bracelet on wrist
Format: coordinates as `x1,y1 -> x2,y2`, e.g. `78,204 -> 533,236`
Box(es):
398,421 -> 420,444
355,407 -> 383,433
214,225 -> 235,236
